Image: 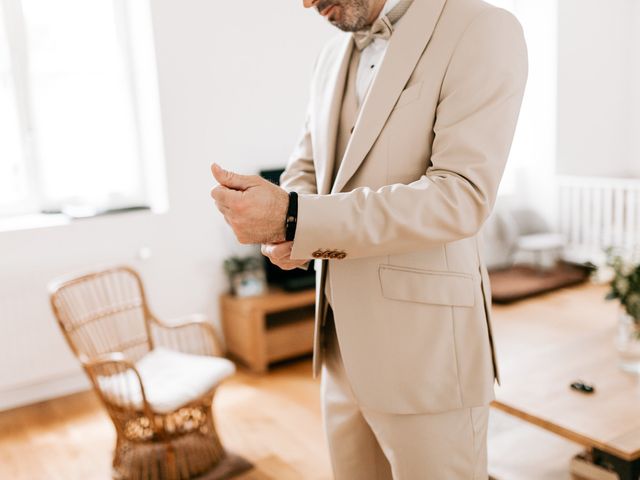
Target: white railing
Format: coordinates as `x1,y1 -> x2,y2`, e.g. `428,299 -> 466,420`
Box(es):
558,175 -> 640,263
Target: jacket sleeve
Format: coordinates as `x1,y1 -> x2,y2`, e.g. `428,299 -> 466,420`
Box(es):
290,8 -> 528,261
280,46 -> 324,195
279,106 -> 318,195
277,56 -> 320,272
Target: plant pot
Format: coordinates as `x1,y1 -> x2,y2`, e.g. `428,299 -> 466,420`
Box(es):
231,269 -> 267,297
615,308 -> 640,374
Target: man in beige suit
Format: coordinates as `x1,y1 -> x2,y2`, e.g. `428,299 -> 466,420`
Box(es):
211,0 -> 527,477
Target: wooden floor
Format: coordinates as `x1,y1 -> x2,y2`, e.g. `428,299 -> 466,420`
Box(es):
0,283 -> 610,480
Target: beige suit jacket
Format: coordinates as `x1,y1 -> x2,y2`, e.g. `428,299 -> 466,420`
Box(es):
280,0 -> 528,414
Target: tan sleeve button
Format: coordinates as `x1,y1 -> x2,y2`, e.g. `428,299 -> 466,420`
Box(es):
313,249 -> 347,260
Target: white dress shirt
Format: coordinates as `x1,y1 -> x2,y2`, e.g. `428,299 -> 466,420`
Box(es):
355,0 -> 403,106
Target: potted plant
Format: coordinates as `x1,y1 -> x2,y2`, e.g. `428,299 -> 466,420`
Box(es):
605,247 -> 640,373
224,256 -> 267,297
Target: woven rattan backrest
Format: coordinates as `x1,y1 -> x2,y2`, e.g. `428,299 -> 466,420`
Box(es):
49,267 -> 153,362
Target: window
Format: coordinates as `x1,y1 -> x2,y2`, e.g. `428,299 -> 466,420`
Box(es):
0,0 -> 166,219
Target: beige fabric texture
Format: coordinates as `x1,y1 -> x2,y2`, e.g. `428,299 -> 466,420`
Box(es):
280,0 -> 528,415
325,47 -> 361,306
322,310 -> 489,479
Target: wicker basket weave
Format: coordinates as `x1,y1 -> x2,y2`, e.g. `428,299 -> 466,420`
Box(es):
49,266 -> 250,480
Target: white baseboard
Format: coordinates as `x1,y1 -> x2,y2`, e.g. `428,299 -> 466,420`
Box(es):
0,371 -> 91,412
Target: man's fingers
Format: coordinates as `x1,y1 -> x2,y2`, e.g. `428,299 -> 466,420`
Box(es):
211,163 -> 260,191
210,185 -> 241,206
262,242 -> 293,261
271,242 -> 293,260
273,259 -> 307,271
277,262 -> 303,271
214,201 -> 231,216
261,243 -> 275,258
260,245 -> 306,270
260,244 -> 275,257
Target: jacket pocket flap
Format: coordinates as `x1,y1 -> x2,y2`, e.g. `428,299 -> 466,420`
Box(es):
379,265 -> 475,307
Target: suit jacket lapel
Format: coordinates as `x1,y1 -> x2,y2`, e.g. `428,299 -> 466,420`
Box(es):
316,36 -> 353,195
331,0 -> 447,194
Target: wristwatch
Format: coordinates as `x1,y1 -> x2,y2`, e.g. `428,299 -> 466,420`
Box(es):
285,191 -> 298,242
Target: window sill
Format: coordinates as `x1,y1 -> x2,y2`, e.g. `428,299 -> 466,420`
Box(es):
0,213 -> 70,233
0,206 -> 154,233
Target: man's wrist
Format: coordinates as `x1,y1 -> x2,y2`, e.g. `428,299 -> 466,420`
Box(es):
284,191 -> 298,242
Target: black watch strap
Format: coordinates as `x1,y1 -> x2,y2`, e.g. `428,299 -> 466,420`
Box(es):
285,191 -> 298,242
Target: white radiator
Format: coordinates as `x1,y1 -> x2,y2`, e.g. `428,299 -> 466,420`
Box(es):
558,175 -> 640,264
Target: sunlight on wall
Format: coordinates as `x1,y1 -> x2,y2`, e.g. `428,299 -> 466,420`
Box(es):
487,0 -> 559,224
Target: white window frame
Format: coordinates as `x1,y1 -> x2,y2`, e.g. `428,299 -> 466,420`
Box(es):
0,0 -> 167,219
0,0 -> 39,216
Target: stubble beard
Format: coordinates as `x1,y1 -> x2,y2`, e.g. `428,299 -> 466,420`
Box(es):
316,0 -> 370,32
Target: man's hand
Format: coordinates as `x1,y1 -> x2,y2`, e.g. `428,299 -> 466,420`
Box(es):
210,163 -> 289,244
261,242 -> 308,270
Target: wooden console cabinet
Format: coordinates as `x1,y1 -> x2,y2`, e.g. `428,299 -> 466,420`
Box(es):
220,288 -> 316,373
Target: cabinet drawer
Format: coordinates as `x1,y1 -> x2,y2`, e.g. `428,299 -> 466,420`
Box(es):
266,318 -> 314,362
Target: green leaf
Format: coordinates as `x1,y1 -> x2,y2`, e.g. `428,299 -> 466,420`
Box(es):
605,291 -> 618,301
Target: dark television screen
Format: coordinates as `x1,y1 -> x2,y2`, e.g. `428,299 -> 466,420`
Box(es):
259,168 -> 316,291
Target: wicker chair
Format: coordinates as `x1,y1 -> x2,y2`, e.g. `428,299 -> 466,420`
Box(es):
48,266 -> 251,480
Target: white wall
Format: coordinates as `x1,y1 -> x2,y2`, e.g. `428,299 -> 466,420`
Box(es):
500,0 -> 558,222
632,0 -> 640,169
0,0 -> 333,410
556,0 -> 640,178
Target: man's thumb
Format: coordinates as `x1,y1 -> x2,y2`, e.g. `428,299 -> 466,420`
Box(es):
211,163 -> 257,191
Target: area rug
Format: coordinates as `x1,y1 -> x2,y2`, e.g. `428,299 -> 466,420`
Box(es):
489,262 -> 592,304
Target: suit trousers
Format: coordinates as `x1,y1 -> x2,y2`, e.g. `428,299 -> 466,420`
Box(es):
321,306 -> 490,480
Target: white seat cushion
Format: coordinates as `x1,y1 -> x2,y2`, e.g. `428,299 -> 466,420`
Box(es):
99,347 -> 235,414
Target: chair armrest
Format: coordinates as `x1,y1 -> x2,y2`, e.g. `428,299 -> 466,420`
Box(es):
81,353 -> 153,416
149,314 -> 224,357
80,351 -> 130,367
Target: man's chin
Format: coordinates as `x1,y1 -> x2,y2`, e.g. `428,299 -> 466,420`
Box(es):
331,21 -> 361,32
325,8 -> 368,32
328,15 -> 363,32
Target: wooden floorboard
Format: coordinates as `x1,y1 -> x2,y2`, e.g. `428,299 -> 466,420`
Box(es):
0,283 -> 608,479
